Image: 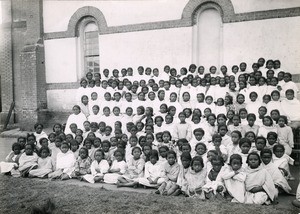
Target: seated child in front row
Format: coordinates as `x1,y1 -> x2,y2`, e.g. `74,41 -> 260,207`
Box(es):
83,149 -> 109,183
182,156 -> 207,199
176,152 -> 192,195
244,152 -> 276,205
219,154 -> 246,203
272,144 -> 295,180
48,142 -> 76,180
0,143 -> 22,175
71,147 -> 92,180
117,147 -> 145,187
29,147 -> 53,178
103,149 -> 127,184
17,144 -> 39,177
260,149 -> 291,195
138,150 -> 164,188
156,150 -> 180,196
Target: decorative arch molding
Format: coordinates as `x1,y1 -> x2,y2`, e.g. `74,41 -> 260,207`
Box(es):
67,6 -> 108,37
182,0 -> 235,24
44,1 -> 300,40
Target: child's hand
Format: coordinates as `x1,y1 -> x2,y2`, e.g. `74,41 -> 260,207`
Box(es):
75,171 -> 81,176
216,185 -> 224,192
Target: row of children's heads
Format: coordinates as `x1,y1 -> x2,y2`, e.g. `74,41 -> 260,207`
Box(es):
84,58 -> 281,80
80,71 -> 293,91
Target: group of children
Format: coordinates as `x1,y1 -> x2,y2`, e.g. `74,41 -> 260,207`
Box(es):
1,58 -> 299,205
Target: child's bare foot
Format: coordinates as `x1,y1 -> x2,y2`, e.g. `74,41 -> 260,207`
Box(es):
154,189 -> 160,194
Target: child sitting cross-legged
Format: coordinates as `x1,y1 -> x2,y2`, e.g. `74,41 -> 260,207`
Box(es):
0,143 -> 22,176
28,147 -> 53,178
71,147 -> 92,180
17,144 -> 38,178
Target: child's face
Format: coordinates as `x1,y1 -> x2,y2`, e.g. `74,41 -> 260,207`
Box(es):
150,156 -> 158,165
263,96 -> 270,104
231,133 -> 240,144
61,144 -> 69,153
71,143 -> 79,152
208,116 -> 216,126
115,152 -> 123,161
258,107 -> 267,117
155,118 -> 163,126
240,143 -> 250,154
130,139 -> 138,147
232,116 -> 240,126
286,91 -> 294,100
181,158 -> 191,169
159,148 -> 167,158
192,117 -> 200,124
217,117 -> 226,125
40,139 -> 49,148
84,123 -> 90,132
181,145 -> 191,153
13,146 -> 21,155
167,154 -> 176,165
207,152 -> 216,161
55,139 -> 62,148
192,161 -> 203,173
126,108 -> 133,116
197,94 -> 204,103
35,125 -> 43,134
40,150 -> 49,158
255,139 -> 266,151
130,127 -> 137,135
110,138 -> 118,147
113,108 -> 120,116
90,126 -> 98,132
70,125 -> 77,133
212,160 -> 222,172
205,97 -> 213,104
267,135 -> 277,145
105,128 -> 112,136
218,127 -> 227,136
247,117 -> 255,126
143,146 -> 151,155
102,143 -> 110,152
231,159 -> 242,171
136,123 -> 143,131
25,145 -> 34,155
196,145 -> 206,155
246,133 -> 255,142
162,133 -> 170,142
179,114 -> 186,123
250,94 -> 257,102
213,137 -> 222,147
27,136 -> 36,144
194,131 -> 203,141
261,153 -> 272,165
79,149 -> 88,159
216,99 -> 223,106
94,151 -> 103,162
248,154 -> 260,169
94,139 -> 101,148
277,118 -> 285,127
240,111 -> 247,119
92,107 -> 99,115
165,115 -> 173,124
133,149 -> 141,159
263,118 -> 272,126
237,96 -> 245,104
121,135 -> 128,142
274,147 -> 284,158
91,93 -> 98,101
85,141 -> 92,149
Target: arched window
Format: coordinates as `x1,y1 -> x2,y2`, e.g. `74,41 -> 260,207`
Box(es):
192,7 -> 223,69
83,22 -> 99,74
76,17 -> 100,79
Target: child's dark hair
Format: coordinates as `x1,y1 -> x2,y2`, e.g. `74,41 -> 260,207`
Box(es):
273,144 -> 285,153
181,142 -> 191,151
177,138 -> 188,146
180,151 -> 192,161
34,123 -> 43,130
256,136 -> 267,145
193,128 -> 205,135
207,150 -> 218,156
149,149 -> 159,160
267,131 -> 278,139
102,140 -> 111,147
38,146 -> 50,157
80,147 -> 89,156
246,113 -> 256,120
90,122 -> 99,129
212,133 -> 222,141
158,145 -> 169,152
229,154 -> 242,165
61,142 -> 70,149
39,137 -> 48,145
191,156 -> 204,168
278,115 -> 288,124
131,146 -> 142,155
27,133 -> 36,142
260,148 -> 272,157
166,150 -> 177,159
211,155 -> 224,166
114,148 -> 125,157
246,152 -> 261,165
83,138 -> 93,146
239,138 -> 251,147
12,142 -> 21,151
217,124 -> 228,132
195,142 -> 207,152
232,130 -> 242,139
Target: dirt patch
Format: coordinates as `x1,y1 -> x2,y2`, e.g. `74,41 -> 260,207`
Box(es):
0,175 -> 298,214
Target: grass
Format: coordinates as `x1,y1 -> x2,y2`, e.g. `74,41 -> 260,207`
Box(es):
0,175 -> 298,214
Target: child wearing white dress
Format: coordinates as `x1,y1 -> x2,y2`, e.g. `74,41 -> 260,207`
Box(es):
138,150 -> 164,188
29,147 -> 53,178
83,149 -> 109,183
182,156 -> 207,198
173,112 -> 192,142
219,154 -> 246,203
257,116 -> 277,138
117,147 -> 145,187
156,150 -> 180,196
272,144 -> 295,180
104,149 -> 127,184
33,123 -> 48,144
0,143 -> 22,175
276,116 -> 294,155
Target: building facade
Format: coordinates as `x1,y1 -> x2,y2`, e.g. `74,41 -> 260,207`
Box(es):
1,0 -> 300,130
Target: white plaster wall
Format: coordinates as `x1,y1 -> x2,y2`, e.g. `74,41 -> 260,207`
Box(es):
99,27 -> 193,72
47,89 -> 77,111
222,16 -> 300,74
231,0 -> 300,13
43,0 -> 189,33
44,38 -> 78,83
